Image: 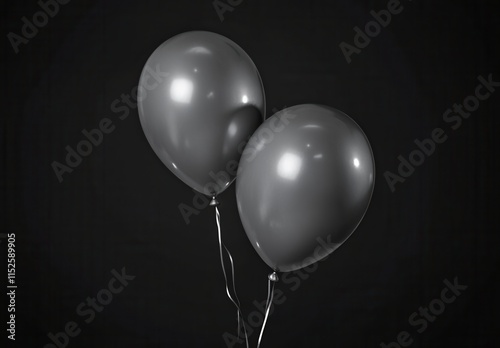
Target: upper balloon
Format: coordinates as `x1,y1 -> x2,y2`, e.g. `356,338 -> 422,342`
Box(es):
138,31 -> 266,196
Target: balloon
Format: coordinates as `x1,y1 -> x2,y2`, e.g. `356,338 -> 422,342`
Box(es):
236,105 -> 375,272
138,31 -> 265,196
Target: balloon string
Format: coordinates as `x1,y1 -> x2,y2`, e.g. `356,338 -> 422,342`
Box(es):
257,273 -> 277,348
223,242 -> 247,342
215,205 -> 249,348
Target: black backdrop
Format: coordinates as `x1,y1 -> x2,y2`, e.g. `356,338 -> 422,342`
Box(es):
2,0 -> 500,347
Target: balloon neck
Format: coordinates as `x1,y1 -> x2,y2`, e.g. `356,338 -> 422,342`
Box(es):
209,196 -> 220,206
268,272 -> 279,282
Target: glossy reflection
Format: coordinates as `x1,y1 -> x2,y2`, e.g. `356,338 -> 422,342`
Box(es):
170,78 -> 193,104
138,31 -> 265,195
236,104 -> 375,272
277,153 -> 302,181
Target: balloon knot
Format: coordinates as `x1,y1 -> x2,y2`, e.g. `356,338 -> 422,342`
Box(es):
209,196 -> 220,206
268,272 -> 279,282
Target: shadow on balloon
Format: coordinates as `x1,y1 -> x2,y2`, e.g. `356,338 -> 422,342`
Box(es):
177,104 -> 265,225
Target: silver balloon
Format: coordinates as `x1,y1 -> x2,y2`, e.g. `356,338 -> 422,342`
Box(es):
138,31 -> 265,196
236,105 -> 375,272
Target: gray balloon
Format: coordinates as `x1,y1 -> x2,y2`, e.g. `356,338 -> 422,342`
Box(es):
236,105 -> 375,272
138,31 -> 265,196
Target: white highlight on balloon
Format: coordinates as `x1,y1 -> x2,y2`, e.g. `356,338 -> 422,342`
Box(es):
353,158 -> 360,168
187,46 -> 211,54
242,95 -> 248,104
277,153 -> 302,181
228,122 -> 237,137
170,78 -> 193,104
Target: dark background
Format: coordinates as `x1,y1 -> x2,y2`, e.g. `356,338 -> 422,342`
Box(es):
2,0 -> 499,347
